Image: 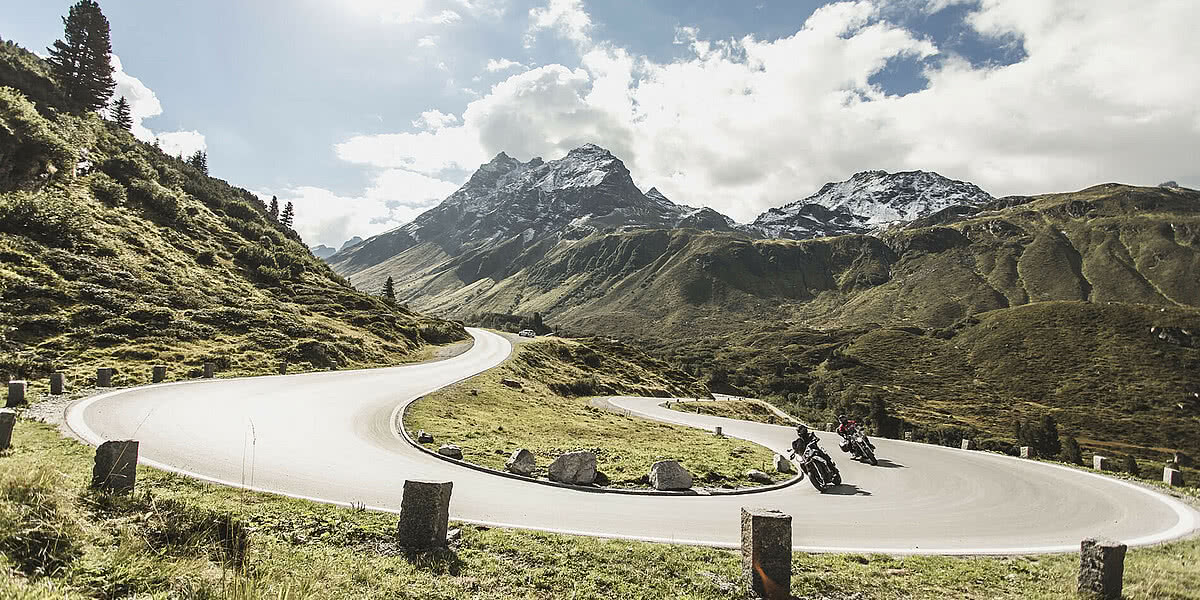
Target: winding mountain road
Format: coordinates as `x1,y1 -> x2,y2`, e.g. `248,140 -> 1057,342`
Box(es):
67,328 -> 1197,554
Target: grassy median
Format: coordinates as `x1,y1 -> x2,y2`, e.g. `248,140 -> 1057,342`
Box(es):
404,338 -> 789,489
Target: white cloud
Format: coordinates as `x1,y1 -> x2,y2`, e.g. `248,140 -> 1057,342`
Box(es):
155,131 -> 207,159
525,0 -> 592,48
485,58 -> 524,72
109,55 -> 207,159
340,0 -> 483,25
412,109 -> 459,130
334,0 -> 1200,223
269,170 -> 459,248
418,35 -> 438,47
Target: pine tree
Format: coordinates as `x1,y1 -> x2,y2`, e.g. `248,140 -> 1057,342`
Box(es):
1059,436 -> 1083,465
187,150 -> 208,175
1037,414 -> 1061,458
47,0 -> 116,112
280,202 -> 295,228
382,276 -> 396,304
110,96 -> 132,130
269,196 -> 280,221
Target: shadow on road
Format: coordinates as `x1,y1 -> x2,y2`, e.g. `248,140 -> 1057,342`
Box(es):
823,484 -> 870,496
872,458 -> 906,469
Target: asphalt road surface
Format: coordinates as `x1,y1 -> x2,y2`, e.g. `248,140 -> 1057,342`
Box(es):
67,328 -> 1197,554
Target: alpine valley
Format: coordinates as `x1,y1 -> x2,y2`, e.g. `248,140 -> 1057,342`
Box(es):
328,145 -> 1200,465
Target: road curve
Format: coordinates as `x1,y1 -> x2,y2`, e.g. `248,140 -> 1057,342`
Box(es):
67,328 -> 1198,554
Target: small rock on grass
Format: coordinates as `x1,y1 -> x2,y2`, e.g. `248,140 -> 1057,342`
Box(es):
746,469 -> 772,484
437,444 -> 463,459
649,460 -> 693,490
505,448 -> 537,476
416,430 -> 434,443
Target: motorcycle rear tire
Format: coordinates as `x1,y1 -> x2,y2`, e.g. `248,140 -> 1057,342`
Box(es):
808,465 -> 826,491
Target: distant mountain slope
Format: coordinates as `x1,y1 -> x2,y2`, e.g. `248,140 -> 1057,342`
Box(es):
378,182 -> 1199,337
328,144 -> 740,294
748,170 -> 995,239
310,244 -> 336,259
0,42 -> 465,387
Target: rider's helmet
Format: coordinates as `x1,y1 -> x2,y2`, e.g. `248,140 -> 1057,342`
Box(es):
796,424 -> 808,439
837,414 -> 847,424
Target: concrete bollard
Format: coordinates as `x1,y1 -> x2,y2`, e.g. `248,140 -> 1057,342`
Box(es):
1078,538 -> 1126,599
741,508 -> 791,600
96,367 -> 113,387
396,480 -> 453,549
1164,467 -> 1184,486
715,426 -> 723,437
5,380 -> 27,408
0,409 -> 15,452
203,363 -> 216,379
903,431 -> 913,441
825,422 -> 834,432
1020,446 -> 1035,459
278,362 -> 288,375
152,365 -> 167,383
1093,455 -> 1109,471
91,440 -> 139,494
961,439 -> 976,451
50,372 -> 66,395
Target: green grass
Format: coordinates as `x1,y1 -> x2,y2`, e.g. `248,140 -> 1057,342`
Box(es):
668,400 -> 792,425
405,338 -> 790,489
4,419 -> 1200,598
0,45 -> 467,397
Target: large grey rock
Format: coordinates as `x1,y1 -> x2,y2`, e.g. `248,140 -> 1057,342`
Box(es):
505,448 -> 536,476
396,480 -> 452,549
0,409 -> 14,451
437,444 -> 463,459
50,372 -> 66,395
5,381 -> 26,408
1164,467 -> 1184,486
773,454 -> 794,474
746,469 -> 772,485
1079,538 -> 1126,599
152,365 -> 167,383
92,440 -> 139,493
548,451 -> 596,485
741,508 -> 792,600
649,460 -> 693,490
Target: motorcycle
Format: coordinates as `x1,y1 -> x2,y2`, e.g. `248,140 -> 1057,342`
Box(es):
850,431 -> 878,466
791,442 -> 842,492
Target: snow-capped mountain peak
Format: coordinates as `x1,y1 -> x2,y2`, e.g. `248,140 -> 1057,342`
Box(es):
750,170 -> 994,239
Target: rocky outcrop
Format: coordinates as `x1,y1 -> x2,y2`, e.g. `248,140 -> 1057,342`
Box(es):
548,451 -> 597,485
648,460 -> 693,490
505,448 -> 536,476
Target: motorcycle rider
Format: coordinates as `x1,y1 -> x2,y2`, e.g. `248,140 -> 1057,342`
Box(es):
790,425 -> 837,475
836,414 -> 874,456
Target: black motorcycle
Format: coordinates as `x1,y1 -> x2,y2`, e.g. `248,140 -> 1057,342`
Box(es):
791,442 -> 842,492
850,430 -> 878,466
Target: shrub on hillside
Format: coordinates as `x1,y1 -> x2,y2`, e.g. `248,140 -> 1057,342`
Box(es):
87,171 -> 126,205
0,189 -> 90,247
0,86 -> 73,190
128,178 -> 183,222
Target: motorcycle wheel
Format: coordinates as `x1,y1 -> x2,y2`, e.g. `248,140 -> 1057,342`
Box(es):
831,467 -> 842,485
860,441 -> 878,466
807,464 -> 826,491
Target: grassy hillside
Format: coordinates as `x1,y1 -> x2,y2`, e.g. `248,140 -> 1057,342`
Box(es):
0,43 -> 465,391
646,301 -> 1200,479
404,337 -> 791,489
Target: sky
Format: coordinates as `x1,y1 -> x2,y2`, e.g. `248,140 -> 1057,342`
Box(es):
3,0 -> 1198,249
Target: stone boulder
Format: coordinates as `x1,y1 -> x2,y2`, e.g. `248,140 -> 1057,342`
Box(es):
437,444 -> 463,459
649,460 -> 693,491
548,451 -> 596,485
416,430 -> 434,444
774,454 -> 794,474
505,448 -> 536,476
746,469 -> 772,485
500,378 -> 523,389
